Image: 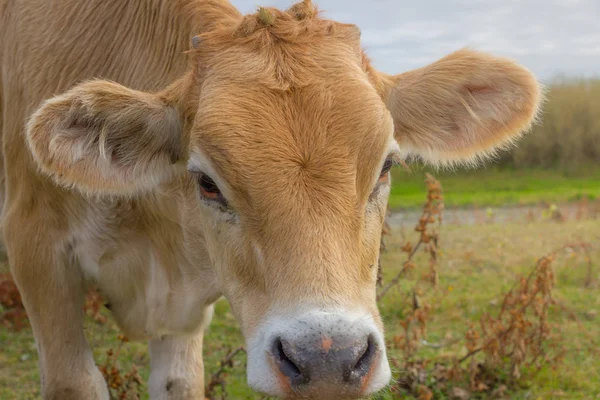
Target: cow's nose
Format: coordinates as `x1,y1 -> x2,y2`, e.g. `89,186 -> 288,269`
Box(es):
247,311 -> 391,398
270,333 -> 378,389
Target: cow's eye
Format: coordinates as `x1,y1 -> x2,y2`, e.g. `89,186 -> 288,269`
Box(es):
378,157 -> 394,183
195,172 -> 228,206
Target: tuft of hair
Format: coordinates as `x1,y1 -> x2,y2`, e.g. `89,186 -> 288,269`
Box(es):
194,1 -> 361,90
287,0 -> 317,20
257,7 -> 275,26
234,1 -> 323,39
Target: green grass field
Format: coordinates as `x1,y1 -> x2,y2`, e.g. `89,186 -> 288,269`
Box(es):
1,169 -> 599,399
389,166 -> 600,209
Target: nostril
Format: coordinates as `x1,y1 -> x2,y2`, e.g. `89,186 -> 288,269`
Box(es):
272,337 -> 309,386
344,335 -> 377,384
354,335 -> 376,372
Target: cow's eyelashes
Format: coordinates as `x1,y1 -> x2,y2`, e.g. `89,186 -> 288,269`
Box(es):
380,157 -> 393,178
377,156 -> 396,184
193,172 -> 228,207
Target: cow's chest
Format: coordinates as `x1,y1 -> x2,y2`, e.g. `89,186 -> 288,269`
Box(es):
73,229 -> 221,340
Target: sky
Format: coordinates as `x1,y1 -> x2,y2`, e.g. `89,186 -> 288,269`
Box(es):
229,0 -> 599,81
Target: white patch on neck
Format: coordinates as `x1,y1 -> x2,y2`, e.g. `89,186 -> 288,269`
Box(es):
252,241 -> 265,266
145,252 -> 171,336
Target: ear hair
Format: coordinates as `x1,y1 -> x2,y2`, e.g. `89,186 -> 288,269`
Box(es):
382,49 -> 543,167
26,79 -> 186,196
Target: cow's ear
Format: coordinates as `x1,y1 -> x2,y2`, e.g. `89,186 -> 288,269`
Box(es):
26,80 -> 186,195
380,49 -> 542,165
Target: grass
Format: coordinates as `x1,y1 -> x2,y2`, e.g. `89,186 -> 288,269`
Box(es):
388,166 -> 600,209
380,216 -> 600,399
1,203 -> 599,399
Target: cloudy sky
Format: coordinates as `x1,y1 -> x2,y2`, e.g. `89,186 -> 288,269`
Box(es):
229,0 -> 599,81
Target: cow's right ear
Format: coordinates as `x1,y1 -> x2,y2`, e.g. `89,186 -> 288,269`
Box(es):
26,80 -> 186,196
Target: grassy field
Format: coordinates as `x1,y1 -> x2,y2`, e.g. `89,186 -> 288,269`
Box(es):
388,166 -> 600,209
1,194 -> 598,399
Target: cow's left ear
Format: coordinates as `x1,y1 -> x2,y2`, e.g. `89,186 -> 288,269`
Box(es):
379,49 -> 542,165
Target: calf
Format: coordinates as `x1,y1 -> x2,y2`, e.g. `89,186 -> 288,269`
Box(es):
0,0 -> 542,398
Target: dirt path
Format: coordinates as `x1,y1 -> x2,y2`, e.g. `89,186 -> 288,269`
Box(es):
389,202 -> 599,227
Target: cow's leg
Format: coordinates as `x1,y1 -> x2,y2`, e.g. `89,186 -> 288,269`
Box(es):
5,219 -> 109,400
148,305 -> 214,400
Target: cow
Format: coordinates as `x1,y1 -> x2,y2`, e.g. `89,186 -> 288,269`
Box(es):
0,0 -> 542,398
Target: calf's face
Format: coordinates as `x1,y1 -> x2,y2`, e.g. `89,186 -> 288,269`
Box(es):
25,2 -> 542,398
190,77 -> 396,398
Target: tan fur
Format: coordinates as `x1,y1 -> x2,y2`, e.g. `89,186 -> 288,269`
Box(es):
382,48 -> 543,166
26,80 -> 188,195
0,1 -> 541,399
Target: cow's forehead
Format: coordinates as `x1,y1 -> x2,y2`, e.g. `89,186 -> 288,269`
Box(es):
186,4 -> 394,218
191,78 -> 392,204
